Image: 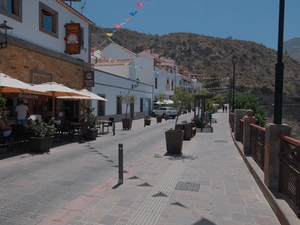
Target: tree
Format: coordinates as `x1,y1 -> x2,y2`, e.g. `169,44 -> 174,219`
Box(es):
156,93 -> 167,107
171,87 -> 192,128
120,91 -> 136,119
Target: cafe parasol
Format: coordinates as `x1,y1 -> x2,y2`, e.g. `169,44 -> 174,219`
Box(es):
57,89 -> 108,101
32,82 -> 88,117
0,72 -> 46,94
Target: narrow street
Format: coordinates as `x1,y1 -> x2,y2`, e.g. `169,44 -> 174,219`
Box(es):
0,114 -> 192,225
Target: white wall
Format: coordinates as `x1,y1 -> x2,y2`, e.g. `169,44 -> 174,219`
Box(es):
94,61 -> 136,80
90,69 -> 153,117
101,43 -> 155,84
2,0 -> 91,62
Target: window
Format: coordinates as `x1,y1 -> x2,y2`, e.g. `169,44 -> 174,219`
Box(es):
155,77 -> 158,89
116,96 -> 122,114
140,98 -> 143,112
31,73 -> 51,84
39,2 -> 58,37
0,0 -> 22,20
97,95 -> 106,116
171,80 -> 174,91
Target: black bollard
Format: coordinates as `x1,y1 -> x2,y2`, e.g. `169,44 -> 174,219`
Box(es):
118,143 -> 123,184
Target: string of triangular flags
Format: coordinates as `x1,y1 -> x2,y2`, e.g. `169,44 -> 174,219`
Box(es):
91,1 -> 150,54
95,57 -> 231,83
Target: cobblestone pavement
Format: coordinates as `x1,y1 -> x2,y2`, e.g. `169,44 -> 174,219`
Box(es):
0,111 -> 286,225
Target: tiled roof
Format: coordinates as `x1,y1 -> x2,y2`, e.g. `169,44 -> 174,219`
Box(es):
94,58 -> 133,66
55,0 -> 94,25
138,50 -> 162,62
110,43 -> 138,56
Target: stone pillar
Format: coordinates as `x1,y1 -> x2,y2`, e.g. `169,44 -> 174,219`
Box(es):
234,109 -> 247,141
242,110 -> 257,155
264,123 -> 292,189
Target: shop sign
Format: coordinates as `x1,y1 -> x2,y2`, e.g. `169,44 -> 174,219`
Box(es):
84,71 -> 94,87
65,23 -> 81,55
6,93 -> 48,101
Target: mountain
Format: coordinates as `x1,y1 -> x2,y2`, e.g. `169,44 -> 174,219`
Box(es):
92,27 -> 300,102
283,38 -> 300,63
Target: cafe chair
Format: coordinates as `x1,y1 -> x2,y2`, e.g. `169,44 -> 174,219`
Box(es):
103,117 -> 114,133
10,124 -> 27,150
57,120 -> 73,144
73,121 -> 89,143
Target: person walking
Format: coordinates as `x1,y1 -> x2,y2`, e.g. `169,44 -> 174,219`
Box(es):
15,99 -> 29,125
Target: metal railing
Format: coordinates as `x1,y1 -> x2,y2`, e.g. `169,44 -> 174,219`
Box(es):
250,124 -> 266,170
239,119 -> 244,144
278,134 -> 300,218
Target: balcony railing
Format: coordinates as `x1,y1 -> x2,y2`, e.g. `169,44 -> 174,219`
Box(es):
250,124 -> 266,170
278,134 -> 300,218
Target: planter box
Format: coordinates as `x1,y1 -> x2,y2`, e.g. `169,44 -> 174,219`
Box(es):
165,130 -> 184,154
156,117 -> 162,123
122,118 -> 132,130
28,136 -> 53,152
87,129 -> 98,140
144,119 -> 151,127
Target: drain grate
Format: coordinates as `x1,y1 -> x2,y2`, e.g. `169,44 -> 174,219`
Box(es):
214,140 -> 228,143
175,182 -> 200,192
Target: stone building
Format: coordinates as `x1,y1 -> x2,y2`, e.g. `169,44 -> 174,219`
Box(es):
0,0 -> 93,120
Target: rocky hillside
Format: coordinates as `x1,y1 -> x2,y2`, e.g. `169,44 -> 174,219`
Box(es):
284,38 -> 300,62
92,27 -> 300,102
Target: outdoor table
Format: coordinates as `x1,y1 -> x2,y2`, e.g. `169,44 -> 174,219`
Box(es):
97,120 -> 115,135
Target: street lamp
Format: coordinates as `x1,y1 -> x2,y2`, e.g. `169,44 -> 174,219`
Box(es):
231,55 -> 238,112
274,0 -> 285,124
132,77 -> 140,89
0,20 -> 14,50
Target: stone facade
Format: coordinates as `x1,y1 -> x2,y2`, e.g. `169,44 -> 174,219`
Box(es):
0,44 -> 86,89
0,37 -> 91,119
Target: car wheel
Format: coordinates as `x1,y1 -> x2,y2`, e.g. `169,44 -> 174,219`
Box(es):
151,112 -> 156,117
172,116 -> 176,119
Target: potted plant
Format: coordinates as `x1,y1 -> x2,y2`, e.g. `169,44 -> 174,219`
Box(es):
27,118 -> 57,152
165,128 -> 184,154
156,115 -> 163,123
85,107 -> 98,140
144,115 -> 151,127
164,87 -> 190,154
120,91 -> 136,130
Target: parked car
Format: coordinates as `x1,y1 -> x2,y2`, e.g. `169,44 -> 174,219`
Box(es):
151,107 -> 177,119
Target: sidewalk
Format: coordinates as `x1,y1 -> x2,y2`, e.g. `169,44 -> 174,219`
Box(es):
39,111 -> 286,225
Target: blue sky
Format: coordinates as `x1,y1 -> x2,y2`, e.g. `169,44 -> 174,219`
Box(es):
71,0 -> 300,50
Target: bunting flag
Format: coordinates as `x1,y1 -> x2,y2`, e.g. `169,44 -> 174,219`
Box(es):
136,2 -> 144,8
91,0 -> 151,53
129,11 -> 137,16
114,24 -> 121,30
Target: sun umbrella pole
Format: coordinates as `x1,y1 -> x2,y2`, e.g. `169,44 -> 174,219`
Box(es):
52,92 -> 55,118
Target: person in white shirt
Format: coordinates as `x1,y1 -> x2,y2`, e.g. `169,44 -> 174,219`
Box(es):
15,99 -> 29,125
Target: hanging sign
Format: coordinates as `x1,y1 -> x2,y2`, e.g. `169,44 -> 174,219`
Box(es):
84,71 -> 94,87
65,23 -> 81,55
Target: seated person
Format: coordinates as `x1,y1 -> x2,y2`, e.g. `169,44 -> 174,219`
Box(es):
0,117 -> 12,137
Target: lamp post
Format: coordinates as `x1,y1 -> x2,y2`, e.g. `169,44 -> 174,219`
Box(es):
274,0 -> 285,124
231,55 -> 238,112
132,77 -> 140,89
0,20 -> 13,49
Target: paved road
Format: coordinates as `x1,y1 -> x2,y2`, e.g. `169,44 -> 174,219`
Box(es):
0,111 -> 281,225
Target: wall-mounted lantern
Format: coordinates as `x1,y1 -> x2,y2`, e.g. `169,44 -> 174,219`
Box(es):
0,20 -> 14,50
132,77 -> 140,89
